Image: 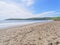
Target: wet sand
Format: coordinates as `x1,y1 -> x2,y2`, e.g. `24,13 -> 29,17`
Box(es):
0,21 -> 60,45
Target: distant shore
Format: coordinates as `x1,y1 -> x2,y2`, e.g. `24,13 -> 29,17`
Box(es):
0,21 -> 60,45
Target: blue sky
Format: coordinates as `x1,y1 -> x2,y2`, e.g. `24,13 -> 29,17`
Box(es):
0,0 -> 60,20
32,0 -> 60,13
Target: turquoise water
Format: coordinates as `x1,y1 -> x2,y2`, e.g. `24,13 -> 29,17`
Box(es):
0,20 -> 53,28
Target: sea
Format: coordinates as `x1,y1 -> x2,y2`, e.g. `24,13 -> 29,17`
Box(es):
0,20 -> 53,28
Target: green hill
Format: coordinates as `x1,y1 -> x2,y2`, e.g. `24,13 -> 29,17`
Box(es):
6,17 -> 60,20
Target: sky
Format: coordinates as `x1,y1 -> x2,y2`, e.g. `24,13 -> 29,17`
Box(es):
0,0 -> 60,20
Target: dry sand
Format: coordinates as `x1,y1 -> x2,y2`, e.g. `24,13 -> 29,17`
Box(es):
0,21 -> 60,45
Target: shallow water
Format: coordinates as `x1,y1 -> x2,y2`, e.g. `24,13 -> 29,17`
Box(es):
0,20 -> 53,28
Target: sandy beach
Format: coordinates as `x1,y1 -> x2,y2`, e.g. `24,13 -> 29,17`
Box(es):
0,21 -> 60,45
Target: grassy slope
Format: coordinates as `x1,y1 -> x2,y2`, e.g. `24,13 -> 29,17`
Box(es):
51,17 -> 60,20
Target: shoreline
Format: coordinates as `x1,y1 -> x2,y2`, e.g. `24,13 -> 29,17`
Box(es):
0,21 -> 60,45
0,21 -> 53,30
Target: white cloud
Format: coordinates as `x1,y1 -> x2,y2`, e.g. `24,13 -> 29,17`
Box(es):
21,0 -> 34,7
39,11 -> 56,15
0,1 -> 35,20
36,11 -> 58,17
0,0 -> 59,20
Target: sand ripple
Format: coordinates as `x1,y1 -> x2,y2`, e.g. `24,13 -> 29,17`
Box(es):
0,21 -> 60,45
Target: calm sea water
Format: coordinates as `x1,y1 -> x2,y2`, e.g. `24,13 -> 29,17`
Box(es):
0,20 -> 53,28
